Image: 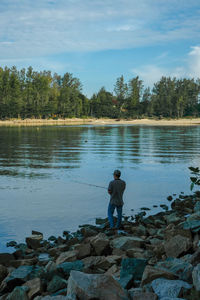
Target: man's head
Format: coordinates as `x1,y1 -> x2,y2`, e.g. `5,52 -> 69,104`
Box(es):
113,169 -> 121,179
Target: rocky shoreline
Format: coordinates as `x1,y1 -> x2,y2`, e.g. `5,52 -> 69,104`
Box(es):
1,192 -> 200,299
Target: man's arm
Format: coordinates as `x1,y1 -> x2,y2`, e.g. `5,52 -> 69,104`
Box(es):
108,181 -> 112,195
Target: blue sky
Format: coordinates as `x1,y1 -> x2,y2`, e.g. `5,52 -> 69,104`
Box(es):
0,0 -> 200,97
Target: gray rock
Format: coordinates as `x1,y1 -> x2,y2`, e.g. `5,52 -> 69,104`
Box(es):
0,265 -> 8,283
194,201 -> 200,212
56,260 -> 84,277
164,235 -> 192,258
156,257 -> 193,282
56,251 -> 78,265
47,275 -> 67,293
4,265 -> 44,293
67,270 -> 129,300
181,219 -> 200,233
24,277 -> 42,299
141,265 -> 178,286
0,254 -> 14,267
89,233 -> 110,255
131,292 -> 158,300
151,278 -> 192,299
192,263 -> 200,291
120,258 -> 147,288
34,296 -> 66,300
7,286 -> 29,300
26,234 -> 43,250
111,236 -> 144,250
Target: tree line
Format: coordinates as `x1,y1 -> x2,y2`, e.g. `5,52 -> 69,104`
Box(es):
0,66 -> 200,119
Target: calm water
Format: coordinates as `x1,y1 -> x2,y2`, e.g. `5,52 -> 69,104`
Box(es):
0,125 -> 200,252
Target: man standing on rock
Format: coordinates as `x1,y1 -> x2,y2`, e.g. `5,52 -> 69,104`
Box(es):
108,170 -> 126,230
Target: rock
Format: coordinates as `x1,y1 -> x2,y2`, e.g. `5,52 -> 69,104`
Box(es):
89,233 -> 110,255
73,243 -> 91,259
47,275 -> 67,293
3,265 -> 44,293
24,277 -> 42,299
180,219 -> 200,232
56,250 -> 78,265
32,230 -> 43,237
156,257 -> 193,282
26,234 -> 43,250
151,278 -> 192,299
10,257 -> 38,268
7,286 -> 29,300
167,196 -> 173,201
120,258 -> 147,288
67,270 -> 129,300
111,236 -> 144,250
141,265 -> 178,286
164,235 -> 192,258
48,245 -> 69,257
56,260 -> 84,277
80,226 -> 98,238
34,296 -> 66,300
105,264 -> 120,277
95,217 -> 108,225
6,241 -> 17,248
0,265 -> 8,283
192,263 -> 200,291
194,201 -> 200,212
164,213 -> 181,225
189,248 -> 200,266
82,255 -> 121,271
131,291 -> 158,300
131,225 -> 147,236
0,254 -> 15,267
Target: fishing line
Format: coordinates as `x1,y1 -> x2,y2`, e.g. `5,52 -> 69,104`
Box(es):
72,179 -> 107,189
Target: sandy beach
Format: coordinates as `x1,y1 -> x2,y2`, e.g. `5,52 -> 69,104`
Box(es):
0,117 -> 200,126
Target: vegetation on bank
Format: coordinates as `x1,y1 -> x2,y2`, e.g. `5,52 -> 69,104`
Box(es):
0,66 -> 200,120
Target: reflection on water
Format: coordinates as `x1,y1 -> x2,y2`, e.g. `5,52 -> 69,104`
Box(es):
0,125 -> 200,252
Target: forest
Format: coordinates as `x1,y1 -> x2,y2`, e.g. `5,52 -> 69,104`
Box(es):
0,66 -> 200,119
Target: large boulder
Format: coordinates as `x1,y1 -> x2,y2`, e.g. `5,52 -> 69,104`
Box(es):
82,255 -> 121,272
0,254 -> 15,267
23,277 -> 42,299
120,258 -> 147,289
56,260 -> 84,277
26,234 -> 43,250
0,265 -> 8,283
6,286 -> 29,300
156,257 -> 193,282
2,265 -> 44,293
164,235 -> 192,258
73,243 -> 91,259
192,263 -> 200,291
111,236 -> 144,250
89,233 -> 110,255
141,265 -> 178,286
151,278 -> 192,299
67,270 -> 129,300
56,250 -> 78,265
47,275 -> 67,293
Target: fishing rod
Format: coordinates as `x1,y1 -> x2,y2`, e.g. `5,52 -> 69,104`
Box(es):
72,179 -> 107,189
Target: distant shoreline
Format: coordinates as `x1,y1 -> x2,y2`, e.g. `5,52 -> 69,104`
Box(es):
0,117 -> 200,126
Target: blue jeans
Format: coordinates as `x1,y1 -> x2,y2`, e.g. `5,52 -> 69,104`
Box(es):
108,203 -> 123,229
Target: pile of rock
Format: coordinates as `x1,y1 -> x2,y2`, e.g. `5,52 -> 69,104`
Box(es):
0,191 -> 200,299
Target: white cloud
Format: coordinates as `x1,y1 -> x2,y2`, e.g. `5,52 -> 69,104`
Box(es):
0,0 -> 199,59
188,46 -> 200,78
131,46 -> 200,87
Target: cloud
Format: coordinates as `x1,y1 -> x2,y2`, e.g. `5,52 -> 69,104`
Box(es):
188,46 -> 200,78
131,46 -> 200,88
0,0 -> 199,59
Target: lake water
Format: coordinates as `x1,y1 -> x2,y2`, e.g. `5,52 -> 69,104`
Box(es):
0,125 -> 200,252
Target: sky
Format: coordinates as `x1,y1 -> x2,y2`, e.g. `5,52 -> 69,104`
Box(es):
0,0 -> 200,97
